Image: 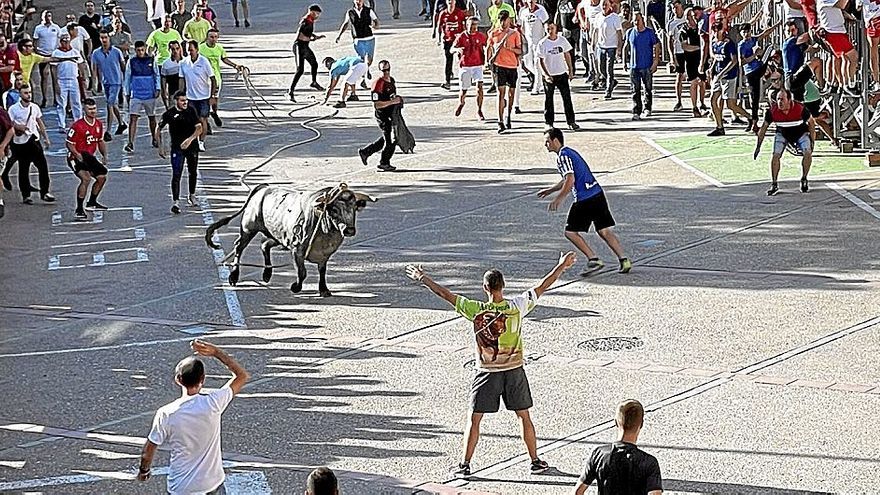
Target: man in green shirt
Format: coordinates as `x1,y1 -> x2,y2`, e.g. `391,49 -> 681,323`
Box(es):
406,251 -> 576,478
198,29 -> 244,128
183,6 -> 212,43
146,15 -> 182,65
487,0 -> 516,28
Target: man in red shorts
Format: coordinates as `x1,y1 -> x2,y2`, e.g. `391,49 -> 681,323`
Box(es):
817,0 -> 858,93
452,16 -> 487,119
437,0 -> 467,90
860,0 -> 880,90
66,97 -> 109,221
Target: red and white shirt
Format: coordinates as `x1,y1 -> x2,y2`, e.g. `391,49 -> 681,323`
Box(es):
454,31 -> 488,68
67,117 -> 104,155
439,8 -> 467,42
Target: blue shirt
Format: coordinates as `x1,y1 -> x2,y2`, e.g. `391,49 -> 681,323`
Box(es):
90,46 -> 125,85
626,27 -> 659,70
738,38 -> 762,75
782,36 -> 805,75
330,56 -> 363,79
556,146 -> 602,202
711,38 -> 737,79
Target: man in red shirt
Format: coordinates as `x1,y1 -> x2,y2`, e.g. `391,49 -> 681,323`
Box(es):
0,33 -> 18,91
453,17 -> 487,119
66,97 -> 109,221
753,88 -> 815,196
438,1 -> 467,90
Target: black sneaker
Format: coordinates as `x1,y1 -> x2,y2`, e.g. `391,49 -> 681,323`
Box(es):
244,19 -> 251,27
347,93 -> 360,102
487,85 -> 497,94
310,81 -> 325,91
103,131 -> 112,142
288,91 -> 296,102
673,101 -> 683,111
608,79 -> 619,93
514,107 -> 522,114
74,209 -> 88,221
732,117 -> 747,125
505,117 -> 512,130
333,101 -> 347,109
497,122 -> 506,134
530,458 -> 550,474
207,123 -> 213,135
235,20 -> 240,27
358,148 -> 369,166
171,202 -> 180,214
360,80 -> 369,90
85,201 -> 108,210
151,137 -> 159,148
41,193 -> 56,203
451,462 -> 471,478
377,163 -> 396,172
699,103 -> 709,111
440,82 -> 451,90
115,123 -> 127,135
211,112 -> 223,127
124,143 -> 134,153
707,128 -> 725,137
568,122 -> 580,131
767,183 -> 779,196
22,197 -> 33,205
418,8 -> 427,15
800,177 -> 809,193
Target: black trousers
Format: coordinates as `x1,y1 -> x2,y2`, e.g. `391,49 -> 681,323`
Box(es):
745,65 -> 767,123
290,41 -> 318,92
170,148 -> 199,201
543,74 -> 576,126
363,116 -> 395,166
11,136 -> 49,199
443,40 -> 454,84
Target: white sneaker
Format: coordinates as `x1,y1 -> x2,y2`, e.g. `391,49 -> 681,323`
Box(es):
198,141 -> 206,152
187,194 -> 197,207
171,201 -> 180,214
643,110 -> 652,117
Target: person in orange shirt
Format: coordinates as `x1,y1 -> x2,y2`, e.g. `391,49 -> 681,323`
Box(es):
486,10 -> 521,134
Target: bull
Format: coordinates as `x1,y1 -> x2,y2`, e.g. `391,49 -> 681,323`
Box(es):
204,183 -> 375,297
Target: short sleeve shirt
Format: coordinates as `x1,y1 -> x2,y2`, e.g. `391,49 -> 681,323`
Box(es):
330,56 -> 363,78
91,47 -> 125,85
739,38 -> 762,75
765,102 -> 811,143
627,27 -> 658,70
198,42 -> 228,82
148,387 -> 233,495
579,442 -> 663,494
147,28 -> 182,65
297,16 -> 315,40
33,23 -> 62,54
536,35 -> 572,76
519,4 -> 550,42
817,0 -> 846,32
439,8 -> 468,42
597,13 -> 622,49
454,289 -> 538,372
179,54 -> 214,100
0,46 -> 19,88
371,76 -> 397,119
666,14 -> 687,53
184,18 -> 212,43
455,31 -> 488,67
556,146 -> 602,201
782,36 -> 805,74
711,38 -> 737,79
18,52 -> 45,84
160,104 -> 200,151
66,118 -> 104,155
0,108 -> 12,135
8,101 -> 41,144
487,2 -> 516,28
488,28 -> 521,69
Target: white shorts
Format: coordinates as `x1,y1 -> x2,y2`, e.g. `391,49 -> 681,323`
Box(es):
345,62 -> 369,86
459,66 -> 484,89
711,76 -> 738,99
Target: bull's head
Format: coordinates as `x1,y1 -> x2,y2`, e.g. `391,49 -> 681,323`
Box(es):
315,186 -> 376,237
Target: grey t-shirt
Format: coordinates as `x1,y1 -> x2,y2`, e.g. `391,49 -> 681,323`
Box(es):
580,441 -> 662,494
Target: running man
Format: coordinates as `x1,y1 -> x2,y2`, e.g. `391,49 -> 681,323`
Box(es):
336,0 -> 379,89
199,29 -> 246,128
322,55 -> 368,108
158,90 -> 202,214
487,10 -> 521,134
358,59 -> 399,172
289,4 -> 326,102
538,128 -> 631,273
452,16 -> 487,119
404,252 -> 576,477
65,98 -> 108,221
753,87 -> 814,196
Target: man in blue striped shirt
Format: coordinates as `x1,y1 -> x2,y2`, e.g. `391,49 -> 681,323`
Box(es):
538,128 -> 632,273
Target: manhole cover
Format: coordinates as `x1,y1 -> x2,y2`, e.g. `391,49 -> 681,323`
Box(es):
577,337 -> 643,352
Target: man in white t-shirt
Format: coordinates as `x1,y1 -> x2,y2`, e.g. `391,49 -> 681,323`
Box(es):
538,22 -> 578,130
666,0 -> 687,111
817,0 -> 858,93
782,0 -> 807,34
178,40 -> 215,151
596,1 -> 622,99
33,10 -> 63,107
52,34 -> 83,130
137,339 -> 250,494
518,0 -> 549,94
145,0 -> 167,29
860,0 -> 880,89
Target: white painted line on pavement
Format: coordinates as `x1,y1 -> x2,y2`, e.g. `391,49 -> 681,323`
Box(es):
641,136 -> 725,188
50,228 -> 147,249
827,182 -> 880,221
197,179 -> 247,328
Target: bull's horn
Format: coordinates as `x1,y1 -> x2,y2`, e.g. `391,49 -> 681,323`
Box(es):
353,192 -> 377,203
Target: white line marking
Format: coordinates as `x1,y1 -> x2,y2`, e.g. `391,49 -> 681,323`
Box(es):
197,179 -> 246,327
93,211 -> 104,223
641,136 -> 725,188
48,256 -> 60,270
51,228 -> 146,249
0,460 -> 25,469
827,182 -> 880,221
51,211 -> 62,225
92,252 -> 105,266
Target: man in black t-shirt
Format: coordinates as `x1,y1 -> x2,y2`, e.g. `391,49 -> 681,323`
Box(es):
358,59 -> 399,172
157,90 -> 202,214
573,399 -> 663,495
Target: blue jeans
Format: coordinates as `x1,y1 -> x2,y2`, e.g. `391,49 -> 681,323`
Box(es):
630,68 -> 653,115
597,47 -> 616,95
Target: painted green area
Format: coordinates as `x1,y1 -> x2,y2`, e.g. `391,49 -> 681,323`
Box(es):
654,134 -> 866,184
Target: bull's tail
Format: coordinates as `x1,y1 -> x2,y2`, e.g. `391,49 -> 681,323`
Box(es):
204,184 -> 268,249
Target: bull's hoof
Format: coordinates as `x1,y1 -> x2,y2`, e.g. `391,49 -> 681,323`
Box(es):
228,268 -> 240,286
262,268 -> 273,283
290,282 -> 302,293
319,289 -> 332,298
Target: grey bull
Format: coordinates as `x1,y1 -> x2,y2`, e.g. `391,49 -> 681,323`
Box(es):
205,183 -> 376,297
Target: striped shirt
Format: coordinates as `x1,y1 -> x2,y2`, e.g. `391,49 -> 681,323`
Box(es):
556,146 -> 602,202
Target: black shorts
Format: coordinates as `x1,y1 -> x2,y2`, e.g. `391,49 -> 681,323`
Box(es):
675,53 -> 686,74
471,366 -> 533,413
804,99 -> 821,118
72,152 -> 108,176
684,50 -> 702,81
788,64 -> 813,101
494,66 -> 518,88
565,191 -> 615,232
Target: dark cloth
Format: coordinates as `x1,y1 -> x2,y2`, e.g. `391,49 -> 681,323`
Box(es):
765,102 -> 811,143
291,41 -> 318,91
470,366 -> 533,413
79,13 -> 102,45
159,105 -> 200,151
297,16 -> 315,39
495,66 -> 518,87
683,49 -> 701,81
11,135 -> 50,199
788,63 -> 813,101
170,148 -> 198,200
745,64 -> 766,122
443,40 -> 454,83
579,441 -> 663,494
164,74 -> 180,96
565,191 -> 615,232
171,11 -> 192,34
0,107 -> 12,135
543,74 -> 575,126
646,0 -> 666,31
371,76 -> 398,120
391,105 -> 415,153
348,6 -> 375,39
363,116 -> 396,166
72,152 -> 108,176
630,67 -> 653,115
